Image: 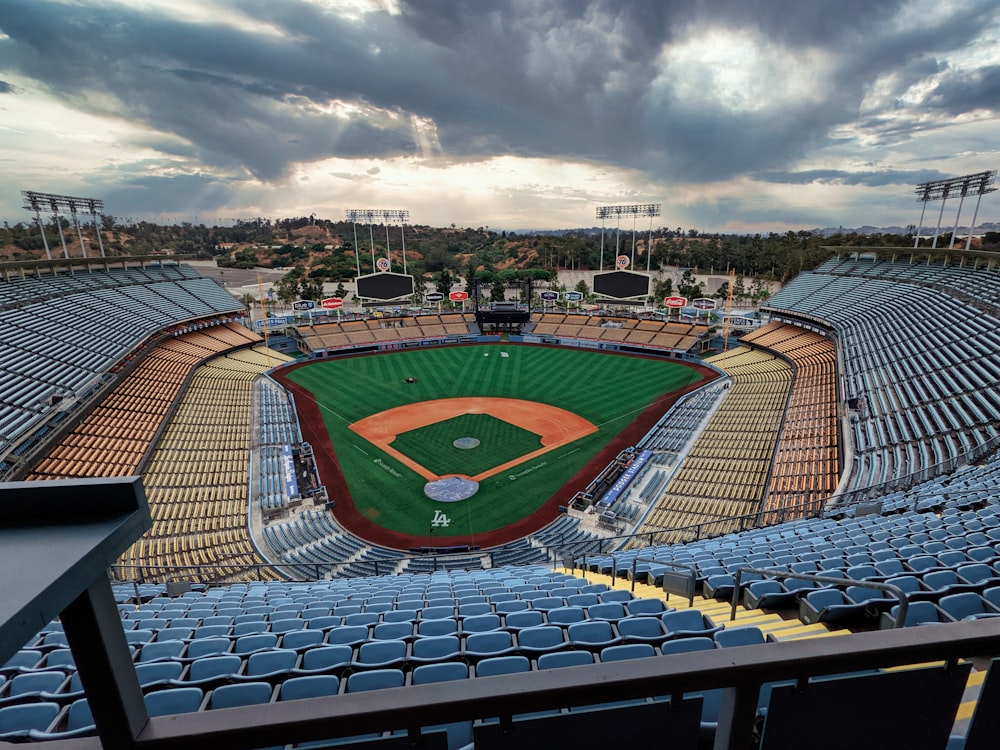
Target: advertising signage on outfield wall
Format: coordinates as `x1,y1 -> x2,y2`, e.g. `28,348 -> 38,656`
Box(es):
539,291 -> 559,301
292,300 -> 315,311
563,291 -> 584,302
664,296 -> 687,308
692,297 -> 717,310
425,292 -> 444,302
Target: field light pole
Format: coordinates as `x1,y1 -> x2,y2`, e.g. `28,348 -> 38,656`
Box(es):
22,190 -> 107,260
596,204 -> 661,271
913,171 -> 996,249
346,209 -> 410,273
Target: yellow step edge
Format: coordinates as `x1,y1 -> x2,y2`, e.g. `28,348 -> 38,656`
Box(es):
770,628 -> 851,641
559,568 -> 842,642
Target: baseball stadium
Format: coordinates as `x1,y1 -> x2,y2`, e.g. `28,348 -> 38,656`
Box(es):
2,228 -> 1000,748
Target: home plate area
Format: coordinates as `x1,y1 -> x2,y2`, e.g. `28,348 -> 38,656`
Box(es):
424,475 -> 480,502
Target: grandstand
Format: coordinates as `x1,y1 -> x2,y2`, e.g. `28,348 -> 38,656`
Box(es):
2,246 -> 1000,748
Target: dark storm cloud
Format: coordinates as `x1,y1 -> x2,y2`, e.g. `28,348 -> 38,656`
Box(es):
923,64 -> 1000,114
0,0 -> 996,186
96,173 -> 237,217
754,169 -> 946,187
0,79 -> 12,93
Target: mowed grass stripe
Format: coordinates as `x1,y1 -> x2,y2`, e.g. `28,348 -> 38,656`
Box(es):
287,345 -> 703,538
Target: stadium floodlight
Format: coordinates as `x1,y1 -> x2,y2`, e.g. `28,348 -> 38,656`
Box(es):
21,190 -> 107,260
345,208 -> 411,274
913,171 -> 996,250
595,203 -> 661,271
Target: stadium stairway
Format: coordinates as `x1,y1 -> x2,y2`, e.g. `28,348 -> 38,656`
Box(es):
555,566 -> 987,739
554,567 -> 849,643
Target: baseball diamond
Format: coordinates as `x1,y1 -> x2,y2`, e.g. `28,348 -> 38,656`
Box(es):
275,343 -> 715,548
350,397 -> 597,482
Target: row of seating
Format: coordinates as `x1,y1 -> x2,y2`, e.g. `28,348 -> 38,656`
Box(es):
816,254 -> 1000,314
0,266 -> 243,461
26,325 -> 261,480
0,262 -> 201,310
633,347 -> 791,544
115,346 -> 291,581
296,314 -> 476,352
766,264 -> 1000,495
742,322 -> 840,514
530,314 -> 699,351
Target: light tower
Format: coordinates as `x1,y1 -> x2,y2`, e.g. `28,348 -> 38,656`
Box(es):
595,204 -> 661,271
21,191 -> 107,260
913,171 -> 996,249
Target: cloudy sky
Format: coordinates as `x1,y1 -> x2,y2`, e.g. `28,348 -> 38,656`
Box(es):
1,0 -> 998,233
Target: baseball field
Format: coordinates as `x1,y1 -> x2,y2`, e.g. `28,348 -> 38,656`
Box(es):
277,344 -> 709,547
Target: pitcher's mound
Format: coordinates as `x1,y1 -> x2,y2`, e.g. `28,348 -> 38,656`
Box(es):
452,437 -> 480,449
424,475 -> 479,502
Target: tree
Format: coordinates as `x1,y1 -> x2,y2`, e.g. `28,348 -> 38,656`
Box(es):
678,269 -> 703,299
653,277 -> 673,300
750,277 -> 772,308
334,282 -> 348,299
575,279 -> 590,299
410,273 -> 426,306
299,278 -> 323,301
733,275 -> 747,303
435,269 -> 454,296
274,269 -> 305,304
239,293 -> 256,311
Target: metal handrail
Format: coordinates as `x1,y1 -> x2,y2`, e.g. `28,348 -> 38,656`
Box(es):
631,556 -> 699,607
729,566 -> 909,628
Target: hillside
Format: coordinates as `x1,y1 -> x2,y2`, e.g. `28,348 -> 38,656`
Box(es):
3,215 -> 996,304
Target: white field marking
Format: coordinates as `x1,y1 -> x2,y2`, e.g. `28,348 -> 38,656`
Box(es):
596,404 -> 653,428
312,397 -> 352,424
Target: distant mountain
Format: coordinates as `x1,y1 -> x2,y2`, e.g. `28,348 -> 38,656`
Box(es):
515,223 -> 1000,238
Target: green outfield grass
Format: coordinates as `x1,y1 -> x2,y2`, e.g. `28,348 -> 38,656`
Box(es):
391,413 -> 542,477
285,344 -> 703,539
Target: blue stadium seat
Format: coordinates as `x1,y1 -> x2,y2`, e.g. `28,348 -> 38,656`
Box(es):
566,621 -> 620,653
234,633 -> 279,655
245,649 -> 298,682
145,688 -> 204,717
295,645 -> 354,676
463,632 -> 516,663
181,655 -> 242,689
514,626 -> 567,657
416,618 -> 459,638
661,610 -> 723,638
543,607 -> 586,627
475,656 -> 530,678
501,610 -> 545,631
616,616 -> 670,647
352,640 -> 408,671
209,681 -> 273,709
0,702 -> 60,739
346,669 -> 405,693
536,651 -> 594,670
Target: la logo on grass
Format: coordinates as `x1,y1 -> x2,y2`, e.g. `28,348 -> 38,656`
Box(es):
430,510 -> 452,528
